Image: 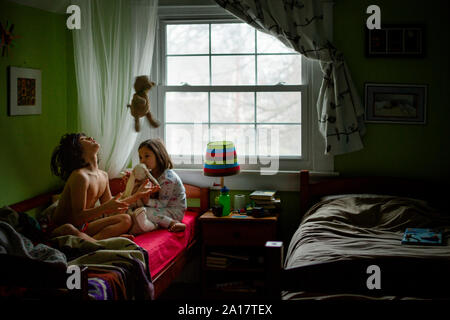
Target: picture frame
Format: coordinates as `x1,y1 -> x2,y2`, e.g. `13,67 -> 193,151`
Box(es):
366,24 -> 425,58
8,66 -> 42,116
365,83 -> 427,124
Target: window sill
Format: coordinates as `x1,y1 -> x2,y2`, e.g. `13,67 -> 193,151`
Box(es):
174,168 -> 338,191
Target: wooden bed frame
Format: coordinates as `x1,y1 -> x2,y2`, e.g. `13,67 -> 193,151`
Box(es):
3,180 -> 209,300
265,170 -> 450,300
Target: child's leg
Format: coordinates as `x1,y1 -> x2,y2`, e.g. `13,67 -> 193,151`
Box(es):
85,214 -> 133,240
50,223 -> 97,243
168,221 -> 186,233
146,207 -> 186,232
130,207 -> 157,234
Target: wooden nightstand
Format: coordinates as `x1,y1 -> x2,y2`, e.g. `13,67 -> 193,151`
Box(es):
199,211 -> 278,299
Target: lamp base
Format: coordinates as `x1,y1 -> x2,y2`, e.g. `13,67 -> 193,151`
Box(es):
203,166 -> 240,177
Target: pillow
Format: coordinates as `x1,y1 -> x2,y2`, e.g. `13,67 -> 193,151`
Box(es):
37,200 -> 59,223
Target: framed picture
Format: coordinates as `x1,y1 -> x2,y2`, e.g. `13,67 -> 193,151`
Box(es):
365,83 -> 427,124
8,66 -> 42,116
366,24 -> 425,57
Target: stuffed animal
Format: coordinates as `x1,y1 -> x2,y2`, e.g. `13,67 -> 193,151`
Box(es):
121,163 -> 160,235
127,75 -> 160,132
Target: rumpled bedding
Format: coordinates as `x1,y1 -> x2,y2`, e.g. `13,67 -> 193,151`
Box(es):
1,205 -> 154,300
0,221 -> 67,266
50,235 -> 154,300
283,195 -> 450,300
285,196 -> 450,269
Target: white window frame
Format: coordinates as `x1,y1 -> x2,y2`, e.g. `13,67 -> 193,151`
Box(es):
149,5 -> 334,191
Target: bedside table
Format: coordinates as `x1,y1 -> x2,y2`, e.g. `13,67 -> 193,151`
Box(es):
199,211 -> 278,298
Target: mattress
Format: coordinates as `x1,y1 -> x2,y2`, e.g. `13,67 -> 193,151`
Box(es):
134,210 -> 199,278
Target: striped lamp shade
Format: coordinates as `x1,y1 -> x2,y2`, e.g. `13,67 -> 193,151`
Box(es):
203,141 -> 240,177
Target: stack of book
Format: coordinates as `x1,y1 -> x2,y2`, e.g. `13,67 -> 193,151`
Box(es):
249,190 -> 280,216
206,251 -> 250,269
206,255 -> 231,269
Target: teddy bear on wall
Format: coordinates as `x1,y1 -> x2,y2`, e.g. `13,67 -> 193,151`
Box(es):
127,75 -> 160,132
121,163 -> 160,235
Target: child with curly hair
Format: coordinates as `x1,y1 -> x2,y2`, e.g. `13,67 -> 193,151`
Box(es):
49,133 -> 156,242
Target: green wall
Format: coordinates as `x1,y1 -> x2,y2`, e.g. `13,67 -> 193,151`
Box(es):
1,0 -> 447,244
333,0 -> 450,181
0,0 -> 77,206
208,0 -> 450,244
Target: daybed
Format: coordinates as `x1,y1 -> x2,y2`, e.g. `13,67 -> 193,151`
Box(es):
109,178 -> 209,299
1,178 -> 209,300
265,170 -> 450,300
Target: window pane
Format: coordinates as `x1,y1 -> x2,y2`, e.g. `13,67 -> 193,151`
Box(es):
257,55 -> 301,85
211,92 -> 254,123
167,24 -> 209,54
209,125 -> 256,161
212,56 -> 255,85
211,23 -> 255,54
166,124 -> 209,159
257,92 -> 301,123
166,92 -> 208,123
167,56 -> 209,85
257,125 -> 301,156
257,31 -> 296,53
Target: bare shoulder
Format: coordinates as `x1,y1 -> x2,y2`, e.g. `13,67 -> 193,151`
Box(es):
99,169 -> 109,181
67,169 -> 89,184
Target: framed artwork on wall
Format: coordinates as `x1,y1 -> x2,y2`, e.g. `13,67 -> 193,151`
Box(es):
366,24 -> 425,58
8,66 -> 42,116
364,83 -> 427,124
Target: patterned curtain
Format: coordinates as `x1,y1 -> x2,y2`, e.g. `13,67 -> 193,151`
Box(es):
214,0 -> 365,155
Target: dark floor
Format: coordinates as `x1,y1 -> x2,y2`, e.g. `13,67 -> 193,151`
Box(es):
158,282 -> 203,300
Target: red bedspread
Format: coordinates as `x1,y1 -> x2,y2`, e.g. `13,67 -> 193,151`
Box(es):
134,210 -> 199,278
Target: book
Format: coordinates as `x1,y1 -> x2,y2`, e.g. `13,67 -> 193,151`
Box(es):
209,251 -> 250,261
206,261 -> 231,269
249,190 -> 277,200
206,256 -> 228,264
401,228 -> 444,245
206,255 -> 230,269
253,198 -> 281,205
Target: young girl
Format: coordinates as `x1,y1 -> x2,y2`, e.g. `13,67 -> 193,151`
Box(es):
49,133 -> 155,242
130,139 -> 187,232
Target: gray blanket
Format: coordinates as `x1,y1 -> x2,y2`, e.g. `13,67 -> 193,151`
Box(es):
0,221 -> 67,266
285,195 -> 450,269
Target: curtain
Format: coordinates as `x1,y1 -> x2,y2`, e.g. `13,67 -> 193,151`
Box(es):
72,0 -> 158,177
214,0 -> 365,155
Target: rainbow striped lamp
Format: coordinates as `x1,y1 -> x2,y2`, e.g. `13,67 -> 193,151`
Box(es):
204,141 -> 240,187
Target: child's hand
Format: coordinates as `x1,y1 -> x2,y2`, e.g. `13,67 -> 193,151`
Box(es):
104,193 -> 129,215
135,179 -> 159,203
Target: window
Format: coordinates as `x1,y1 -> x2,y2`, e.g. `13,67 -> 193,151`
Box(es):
158,19 -> 308,173
152,6 -> 334,179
